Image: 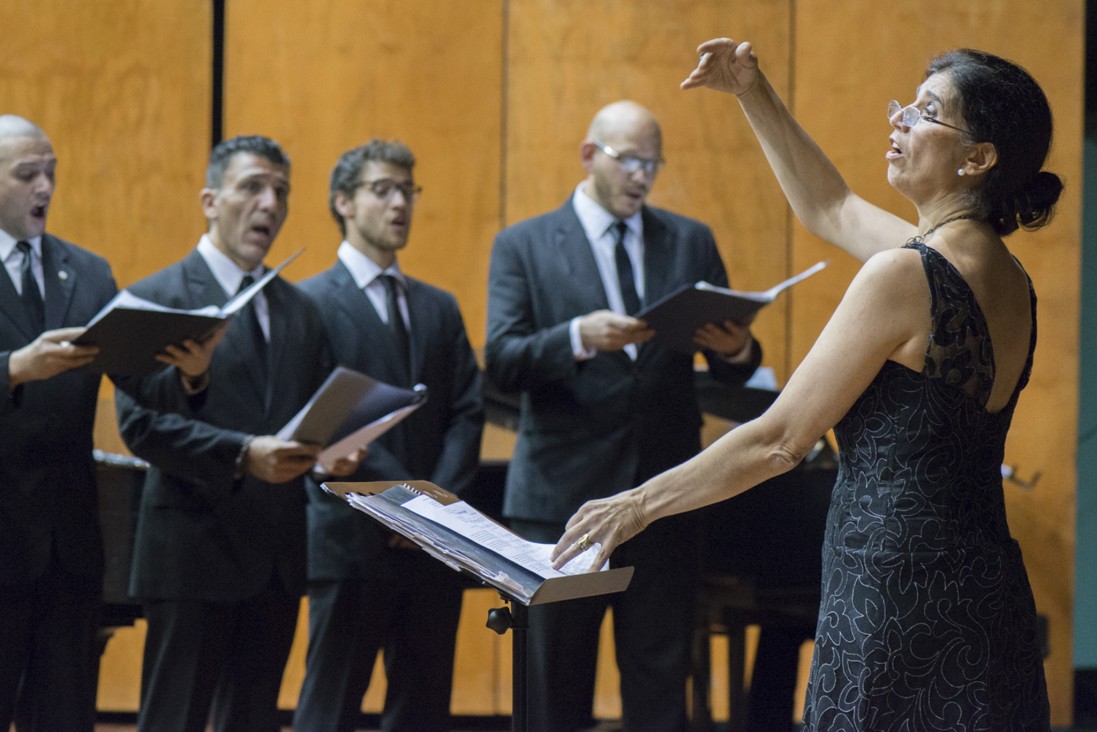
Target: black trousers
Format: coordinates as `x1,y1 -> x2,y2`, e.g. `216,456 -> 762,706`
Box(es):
137,577 -> 299,732
747,624 -> 815,732
0,556 -> 101,732
294,549 -> 464,732
511,514 -> 701,732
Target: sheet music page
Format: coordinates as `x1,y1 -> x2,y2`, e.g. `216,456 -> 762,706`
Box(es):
317,402 -> 421,469
758,259 -> 828,299
276,367 -> 423,447
695,260 -> 828,302
402,494 -> 602,577
84,290 -> 219,328
80,248 -> 304,330
344,490 -> 540,600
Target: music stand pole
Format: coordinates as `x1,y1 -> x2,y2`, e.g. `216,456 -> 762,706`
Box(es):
487,596 -> 529,732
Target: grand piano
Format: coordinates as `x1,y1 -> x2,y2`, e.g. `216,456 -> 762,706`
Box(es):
94,450 -> 148,641
94,371 -> 836,732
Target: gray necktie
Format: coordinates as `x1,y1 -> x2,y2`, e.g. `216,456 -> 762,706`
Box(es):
237,275 -> 269,386
612,222 -> 641,315
16,240 -> 44,331
380,274 -> 411,383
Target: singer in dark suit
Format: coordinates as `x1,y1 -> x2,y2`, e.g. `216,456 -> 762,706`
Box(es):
0,115 -> 119,731
485,101 -> 761,732
294,140 -> 483,732
114,135 -> 349,732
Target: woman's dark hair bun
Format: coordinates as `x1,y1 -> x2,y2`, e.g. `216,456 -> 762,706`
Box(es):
990,170 -> 1063,235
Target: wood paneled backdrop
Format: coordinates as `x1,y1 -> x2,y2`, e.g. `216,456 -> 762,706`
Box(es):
2,0 -> 1082,724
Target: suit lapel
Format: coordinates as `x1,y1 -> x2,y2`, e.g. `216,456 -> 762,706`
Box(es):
0,254 -> 36,339
640,209 -> 676,305
182,252 -> 268,403
41,235 -> 78,330
638,209 -> 676,362
328,262 -> 362,328
330,264 -> 391,373
264,280 -> 286,400
181,249 -> 229,307
402,278 -> 422,383
554,203 -> 610,313
331,262 -> 415,386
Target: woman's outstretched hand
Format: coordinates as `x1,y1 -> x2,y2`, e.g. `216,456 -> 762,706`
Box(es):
680,38 -> 759,96
550,491 -> 648,572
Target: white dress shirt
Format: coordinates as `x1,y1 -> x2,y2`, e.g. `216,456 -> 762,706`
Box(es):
336,241 -> 408,330
568,184 -> 644,360
196,235 -> 269,340
0,230 -> 43,298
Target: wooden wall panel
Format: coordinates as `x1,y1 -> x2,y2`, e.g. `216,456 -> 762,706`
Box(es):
0,0 -> 212,287
222,0 -> 506,714
506,0 -> 800,379
0,0 -> 212,712
791,1 -> 1083,723
223,0 -> 504,348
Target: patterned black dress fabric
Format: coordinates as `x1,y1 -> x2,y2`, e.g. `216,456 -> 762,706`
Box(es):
801,240 -> 1050,731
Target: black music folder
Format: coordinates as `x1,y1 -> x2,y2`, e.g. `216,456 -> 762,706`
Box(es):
278,366 -> 427,470
74,249 -> 302,375
637,261 -> 827,354
322,480 -> 634,606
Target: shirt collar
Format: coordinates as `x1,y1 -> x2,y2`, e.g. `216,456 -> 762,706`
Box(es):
0,230 -> 42,263
571,183 -> 641,244
338,241 -> 403,289
197,234 -> 265,297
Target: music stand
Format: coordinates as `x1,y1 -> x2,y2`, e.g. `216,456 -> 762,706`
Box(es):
323,480 -> 634,732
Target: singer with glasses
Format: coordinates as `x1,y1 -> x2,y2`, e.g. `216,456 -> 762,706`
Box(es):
294,139 -> 483,732
486,99 -> 761,732
553,38 -> 1061,731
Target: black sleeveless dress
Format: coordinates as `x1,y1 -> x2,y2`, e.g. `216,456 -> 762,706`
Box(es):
801,240 -> 1050,731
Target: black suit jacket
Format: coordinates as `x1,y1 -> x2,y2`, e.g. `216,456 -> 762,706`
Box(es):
0,234 -> 117,584
297,261 -> 483,581
115,249 -> 333,602
485,201 -> 761,524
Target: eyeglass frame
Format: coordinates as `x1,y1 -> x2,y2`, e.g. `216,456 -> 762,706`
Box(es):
888,100 -> 973,137
590,140 -> 665,176
356,178 -> 423,202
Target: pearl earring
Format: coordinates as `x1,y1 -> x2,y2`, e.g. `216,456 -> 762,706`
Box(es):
957,168 -> 965,176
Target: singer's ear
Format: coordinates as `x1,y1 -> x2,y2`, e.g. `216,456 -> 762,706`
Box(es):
333,188 -> 355,220
580,140 -> 599,171
200,186 -> 220,222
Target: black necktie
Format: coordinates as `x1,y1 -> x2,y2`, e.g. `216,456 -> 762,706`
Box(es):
612,222 -> 642,315
16,241 -> 44,331
380,274 -> 411,383
237,275 -> 269,386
